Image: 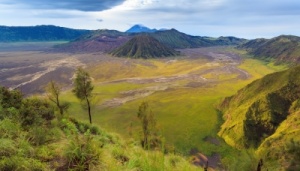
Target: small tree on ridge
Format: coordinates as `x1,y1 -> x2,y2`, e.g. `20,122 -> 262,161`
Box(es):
72,67 -> 94,124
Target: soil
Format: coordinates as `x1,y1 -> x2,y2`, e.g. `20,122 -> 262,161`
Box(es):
0,45 -> 249,99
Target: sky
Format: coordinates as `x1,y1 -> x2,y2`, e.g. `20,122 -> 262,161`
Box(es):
0,0 -> 300,39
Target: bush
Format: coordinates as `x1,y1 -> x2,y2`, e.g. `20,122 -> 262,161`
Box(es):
65,132 -> 101,171
0,156 -> 47,171
20,98 -> 55,128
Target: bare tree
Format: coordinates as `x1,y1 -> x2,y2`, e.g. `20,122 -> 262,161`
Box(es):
72,68 -> 94,124
46,80 -> 69,117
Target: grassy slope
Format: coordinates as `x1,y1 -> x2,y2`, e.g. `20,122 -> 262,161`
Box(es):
0,116 -> 201,171
239,35 -> 300,64
62,48 -> 286,166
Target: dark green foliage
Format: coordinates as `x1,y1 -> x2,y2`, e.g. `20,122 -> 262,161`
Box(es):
285,139 -> 300,170
137,102 -> 162,150
238,35 -> 300,64
0,87 -> 22,110
72,68 -> 94,124
69,118 -> 101,135
20,98 -> 55,128
0,25 -> 89,42
110,35 -> 180,59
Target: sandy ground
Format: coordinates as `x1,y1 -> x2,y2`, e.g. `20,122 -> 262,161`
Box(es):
0,45 -> 249,98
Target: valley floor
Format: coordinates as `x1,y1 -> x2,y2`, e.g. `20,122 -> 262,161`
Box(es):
0,43 -> 287,169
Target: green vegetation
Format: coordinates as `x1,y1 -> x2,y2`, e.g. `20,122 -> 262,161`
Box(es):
239,35 -> 300,64
218,65 -> 300,169
73,68 -> 94,124
46,81 -> 69,117
0,86 -> 201,171
58,49 -> 288,170
0,25 -> 89,42
151,29 -> 246,49
137,102 -> 162,150
110,35 -> 179,58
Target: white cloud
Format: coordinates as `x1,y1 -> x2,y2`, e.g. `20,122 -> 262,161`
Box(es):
1,0 -> 300,38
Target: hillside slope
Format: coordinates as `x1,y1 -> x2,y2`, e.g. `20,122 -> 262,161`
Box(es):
110,35 -> 179,58
56,29 -> 131,53
0,86 -> 201,171
218,65 -> 300,169
238,35 -> 300,64
151,29 -> 246,49
0,25 -> 89,42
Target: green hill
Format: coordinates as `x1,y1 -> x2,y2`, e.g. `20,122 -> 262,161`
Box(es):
110,35 -> 179,59
151,29 -> 246,49
0,25 -> 89,42
218,65 -> 300,169
239,35 -> 300,64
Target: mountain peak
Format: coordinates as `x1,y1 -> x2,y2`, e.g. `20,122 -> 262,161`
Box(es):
110,35 -> 179,58
126,24 -> 157,33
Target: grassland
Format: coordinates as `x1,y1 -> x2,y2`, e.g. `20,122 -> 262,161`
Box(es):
59,47 -> 287,169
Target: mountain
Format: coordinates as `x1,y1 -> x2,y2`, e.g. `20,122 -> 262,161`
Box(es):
126,24 -> 157,33
56,29 -> 131,53
55,28 -> 246,53
0,25 -> 90,42
151,29 -> 246,49
238,35 -> 300,64
110,35 -> 179,58
218,65 -> 300,169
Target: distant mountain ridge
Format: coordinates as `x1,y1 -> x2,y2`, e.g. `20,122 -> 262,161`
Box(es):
110,35 -> 179,58
56,29 -> 131,53
238,35 -> 300,64
56,27 -> 246,53
126,24 -> 158,33
0,25 -> 90,42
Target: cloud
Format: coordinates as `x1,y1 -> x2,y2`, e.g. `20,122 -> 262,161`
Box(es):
1,0 -> 300,38
4,0 -> 126,11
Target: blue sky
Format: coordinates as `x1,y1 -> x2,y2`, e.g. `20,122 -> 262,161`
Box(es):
0,0 -> 300,38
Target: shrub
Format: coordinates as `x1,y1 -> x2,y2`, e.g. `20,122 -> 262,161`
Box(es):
65,132 -> 101,170
20,98 -> 55,128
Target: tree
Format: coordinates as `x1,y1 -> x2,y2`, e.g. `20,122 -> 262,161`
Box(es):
137,102 -> 161,149
72,68 -> 94,124
46,80 -> 69,117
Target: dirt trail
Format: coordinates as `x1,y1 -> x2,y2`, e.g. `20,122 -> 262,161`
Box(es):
9,57 -> 84,90
99,48 -> 250,107
101,85 -> 170,107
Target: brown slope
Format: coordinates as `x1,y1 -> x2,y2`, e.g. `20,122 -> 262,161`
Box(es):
110,35 -> 179,59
